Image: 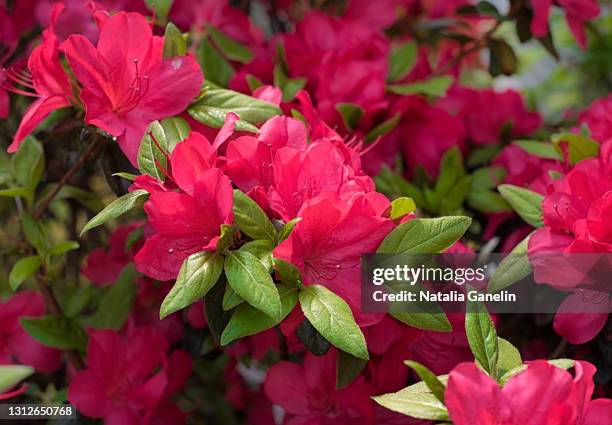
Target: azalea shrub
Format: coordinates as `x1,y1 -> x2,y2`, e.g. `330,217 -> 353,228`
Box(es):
0,0 -> 611,424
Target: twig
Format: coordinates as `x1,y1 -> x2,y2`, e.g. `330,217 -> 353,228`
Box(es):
32,133 -> 106,219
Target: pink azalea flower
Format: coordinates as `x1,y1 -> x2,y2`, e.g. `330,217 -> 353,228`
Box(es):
531,0 -> 600,49
82,223 -> 142,286
445,360 -> 611,424
578,94 -> 612,143
274,193 -> 394,326
264,350 -> 375,425
528,142 -> 612,343
68,327 -> 191,424
134,132 -> 233,281
439,86 -> 541,146
60,11 -> 203,164
7,3 -> 74,153
0,291 -> 62,373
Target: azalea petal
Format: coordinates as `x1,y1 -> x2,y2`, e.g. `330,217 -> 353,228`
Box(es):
170,132 -> 216,194
0,88 -> 8,119
9,95 -> 71,152
582,399 -> 612,425
553,292 -> 609,345
212,112 -> 239,151
134,234 -> 202,281
68,371 -> 114,418
259,116 -> 308,150
60,34 -> 112,98
264,362 -> 311,415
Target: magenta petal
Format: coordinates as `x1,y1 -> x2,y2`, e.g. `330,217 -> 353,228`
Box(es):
264,362 -> 311,415
170,132 -> 215,194
553,291 -> 609,344
582,399 -> 612,425
68,371 -> 114,418
9,95 -> 70,152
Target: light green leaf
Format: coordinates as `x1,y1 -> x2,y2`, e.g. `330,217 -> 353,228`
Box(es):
188,88 -> 281,132
239,240 -> 274,271
0,365 -> 34,393
20,315 -> 87,350
11,136 -> 44,190
488,233 -> 532,293
48,241 -> 80,256
220,286 -> 298,345
277,217 -> 300,243
551,133 -> 600,165
163,22 -> 186,58
222,284 -> 244,310
389,197 -> 417,220
9,256 -> 41,291
0,187 -> 31,198
80,190 -> 149,236
388,76 -> 453,97
273,64 -> 307,102
161,251 -> 223,318
513,140 -> 562,160
388,41 -> 418,82
498,184 -> 544,227
377,217 -> 471,254
197,38 -> 235,87
233,190 -> 276,242
373,390 -> 450,421
299,285 -> 368,360
404,360 -> 446,403
225,251 -> 281,320
465,299 -> 498,376
496,337 -> 522,376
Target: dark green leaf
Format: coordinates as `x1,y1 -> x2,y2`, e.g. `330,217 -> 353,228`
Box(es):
336,350 -> 367,389
488,233 -> 532,293
20,315 -> 87,350
163,22 -> 186,58
391,310 -> 452,332
296,318 -> 331,356
197,38 -> 235,87
11,137 -> 44,189
48,241 -> 80,256
273,64 -> 307,102
365,113 -> 401,143
0,187 -> 31,198
90,265 -> 137,330
208,26 -> 254,63
335,103 -> 365,130
465,299 -> 498,376
273,258 -> 302,287
21,214 -> 47,253
488,39 -> 518,76
204,279 -> 232,343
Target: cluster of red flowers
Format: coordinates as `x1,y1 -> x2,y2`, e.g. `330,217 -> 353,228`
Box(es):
1,0 -> 610,424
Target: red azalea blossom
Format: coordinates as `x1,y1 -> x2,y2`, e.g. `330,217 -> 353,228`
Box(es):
530,0 -> 600,49
68,326 -> 191,424
0,291 -> 62,373
60,11 -> 203,164
134,131 -> 233,281
445,360 -> 611,424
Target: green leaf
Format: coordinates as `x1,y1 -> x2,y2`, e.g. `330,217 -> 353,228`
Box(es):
112,173 -> 137,182
38,184 -> 104,212
125,226 -> 144,250
296,318 -> 331,356
273,258 -> 302,287
388,41 -> 418,82
404,360 -> 446,403
188,88 -> 281,132
80,190 -> 149,236
299,285 -> 368,360
0,187 -> 32,198
48,241 -> 80,256
161,251 -> 224,318
468,190 -> 512,213
222,284 -> 244,310
377,217 -> 471,254
335,103 -> 364,130
488,233 -> 532,293
496,338 -> 522,377
337,350 -> 368,389
465,299 -> 498,376
0,365 -> 34,393
208,26 -> 254,63
391,311 -> 452,332
365,113 -> 401,143
145,0 -> 173,22
513,140 -> 562,160
239,240 -> 273,271
138,118 -> 190,180
90,265 -> 137,330
163,22 -> 186,58
197,38 -> 235,87
273,64 -> 307,102
233,190 -> 276,242
498,184 -> 544,227
488,39 -> 517,76
220,286 -> 298,345
20,315 -> 87,350
373,390 -> 450,421
204,280 -> 233,343
21,214 -> 48,253
277,217 -> 300,243
225,251 -> 282,320
467,145 -> 502,167
11,136 -> 44,190
389,197 -> 416,219
9,256 -> 41,291
551,133 -> 600,165
388,76 -> 453,97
